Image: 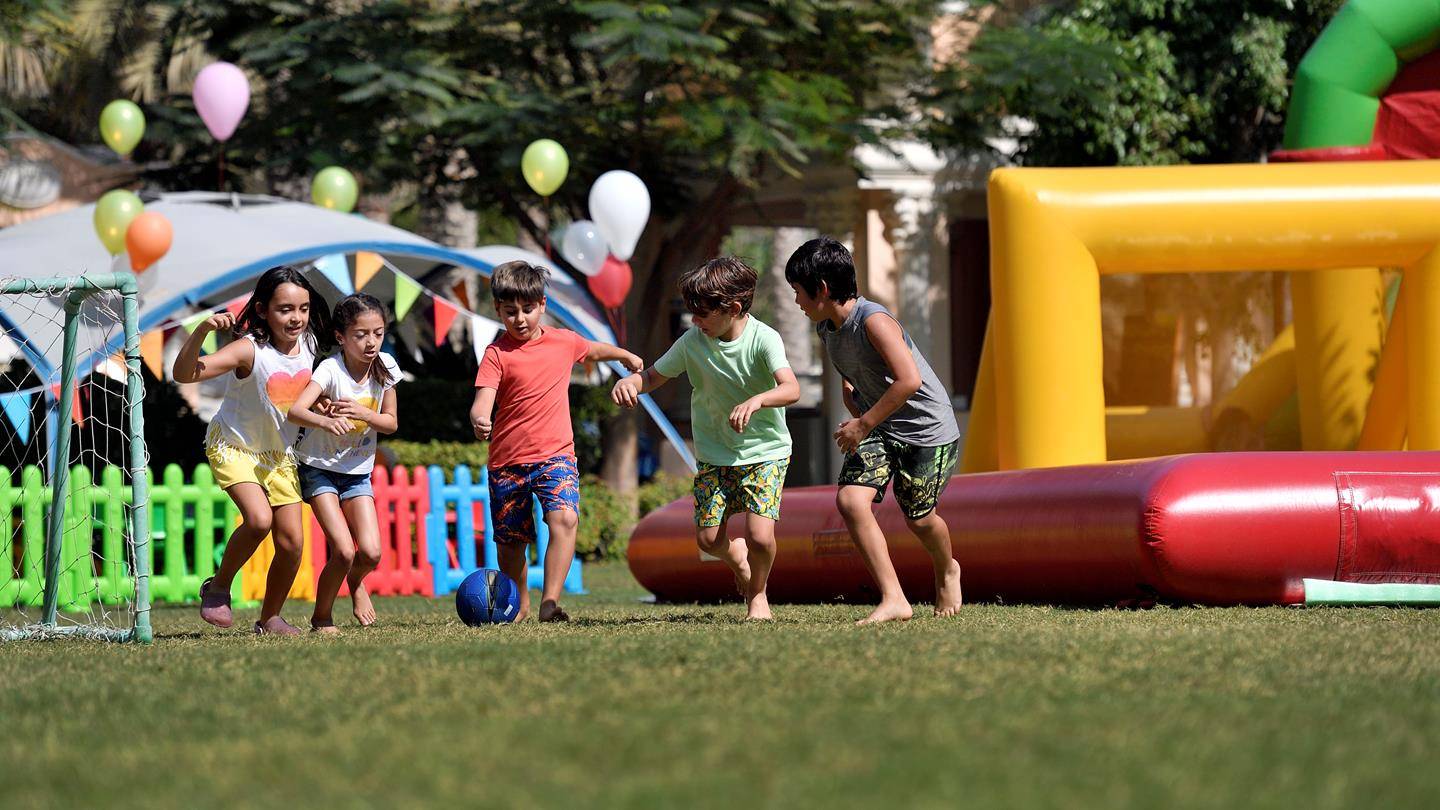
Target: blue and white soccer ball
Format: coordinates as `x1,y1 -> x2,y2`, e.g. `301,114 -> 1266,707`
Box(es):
455,568 -> 522,625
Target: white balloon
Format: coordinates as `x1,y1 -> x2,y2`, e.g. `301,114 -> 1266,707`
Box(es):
560,220 -> 608,276
587,170 -> 650,262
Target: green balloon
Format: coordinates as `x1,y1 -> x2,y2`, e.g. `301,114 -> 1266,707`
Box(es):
521,139 -> 568,196
93,190 -> 144,255
311,166 -> 358,213
99,100 -> 145,156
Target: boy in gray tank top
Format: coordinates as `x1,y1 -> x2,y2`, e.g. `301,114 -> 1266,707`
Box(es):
785,237 -> 963,624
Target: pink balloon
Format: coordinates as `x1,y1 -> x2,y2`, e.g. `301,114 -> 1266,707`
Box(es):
192,62 -> 250,142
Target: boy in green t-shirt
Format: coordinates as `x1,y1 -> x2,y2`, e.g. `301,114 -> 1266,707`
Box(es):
612,257 -> 799,620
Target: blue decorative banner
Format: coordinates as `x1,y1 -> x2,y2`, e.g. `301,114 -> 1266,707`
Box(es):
314,253 -> 354,296
0,391 -> 33,443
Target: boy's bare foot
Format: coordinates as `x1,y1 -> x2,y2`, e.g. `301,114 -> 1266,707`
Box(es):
733,555 -> 752,597
539,600 -> 569,622
745,591 -> 773,621
857,599 -> 913,625
351,585 -> 377,626
934,559 -> 963,618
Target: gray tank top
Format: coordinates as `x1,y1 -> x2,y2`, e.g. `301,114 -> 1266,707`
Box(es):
817,297 -> 961,447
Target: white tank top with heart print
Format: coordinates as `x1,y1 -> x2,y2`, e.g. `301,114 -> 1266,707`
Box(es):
205,334 -> 316,457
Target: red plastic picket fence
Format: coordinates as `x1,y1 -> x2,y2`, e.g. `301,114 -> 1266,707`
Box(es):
309,465 -> 434,597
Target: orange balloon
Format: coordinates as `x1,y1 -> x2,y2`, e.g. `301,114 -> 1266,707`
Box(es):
125,211 -> 173,272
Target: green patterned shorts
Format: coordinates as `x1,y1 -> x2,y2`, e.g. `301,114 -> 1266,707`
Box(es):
693,458 -> 790,527
839,434 -> 959,520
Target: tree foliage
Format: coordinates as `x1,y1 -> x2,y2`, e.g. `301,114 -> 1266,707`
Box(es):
930,0 -> 1344,166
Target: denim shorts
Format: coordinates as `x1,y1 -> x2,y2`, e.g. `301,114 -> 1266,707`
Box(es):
298,463 -> 374,502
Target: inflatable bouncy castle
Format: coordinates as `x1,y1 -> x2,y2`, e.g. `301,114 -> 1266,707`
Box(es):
629,0 -> 1440,607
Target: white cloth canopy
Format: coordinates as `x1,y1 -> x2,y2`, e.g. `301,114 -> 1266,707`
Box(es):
0,192 -> 693,468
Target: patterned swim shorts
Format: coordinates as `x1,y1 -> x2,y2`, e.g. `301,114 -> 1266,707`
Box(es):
693,458 -> 790,528
838,434 -> 958,520
488,455 -> 580,545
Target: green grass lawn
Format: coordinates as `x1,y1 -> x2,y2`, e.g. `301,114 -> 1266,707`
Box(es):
2,561 -> 1439,809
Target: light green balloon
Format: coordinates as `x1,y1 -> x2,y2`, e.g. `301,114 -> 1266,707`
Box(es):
521,139 -> 568,196
92,190 -> 144,255
311,166 -> 358,213
99,100 -> 145,156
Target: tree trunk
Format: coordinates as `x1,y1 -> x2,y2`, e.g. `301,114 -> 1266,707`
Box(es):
417,187 -> 477,248
765,227 -> 816,375
597,176 -> 743,498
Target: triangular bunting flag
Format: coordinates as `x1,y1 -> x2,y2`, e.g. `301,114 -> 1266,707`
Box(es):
313,253 -> 354,296
470,315 -> 502,362
49,383 -> 83,425
433,297 -> 461,347
355,251 -> 384,290
140,330 -> 165,379
452,280 -> 472,312
395,274 -> 423,321
0,391 -> 32,443
224,295 -> 248,318
181,313 -> 218,354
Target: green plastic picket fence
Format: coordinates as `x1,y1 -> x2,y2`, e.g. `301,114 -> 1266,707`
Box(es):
1,464 -> 244,611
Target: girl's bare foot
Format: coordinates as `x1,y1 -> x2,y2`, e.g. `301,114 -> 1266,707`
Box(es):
351,585 -> 377,626
539,600 -> 569,622
745,591 -> 773,621
857,598 -> 913,625
934,559 -> 963,617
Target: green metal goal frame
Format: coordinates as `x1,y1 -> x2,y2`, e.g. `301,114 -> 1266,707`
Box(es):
1,272 -> 152,643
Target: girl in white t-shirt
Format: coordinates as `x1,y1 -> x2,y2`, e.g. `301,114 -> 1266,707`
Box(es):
172,265 -> 332,636
288,293 -> 400,633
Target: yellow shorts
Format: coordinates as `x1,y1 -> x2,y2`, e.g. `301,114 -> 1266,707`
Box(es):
205,441 -> 302,507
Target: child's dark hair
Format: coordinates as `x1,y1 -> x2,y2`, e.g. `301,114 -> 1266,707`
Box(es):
490,260 -> 547,305
233,265 -> 332,352
332,292 -> 394,387
784,236 -> 858,303
679,256 -> 757,316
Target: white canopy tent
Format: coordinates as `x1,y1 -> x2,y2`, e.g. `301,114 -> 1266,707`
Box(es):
0,192 -> 693,469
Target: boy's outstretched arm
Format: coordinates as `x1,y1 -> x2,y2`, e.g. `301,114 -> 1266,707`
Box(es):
834,314 -> 922,454
585,340 -> 644,373
729,368 -> 800,433
611,367 -> 671,409
470,387 -> 497,440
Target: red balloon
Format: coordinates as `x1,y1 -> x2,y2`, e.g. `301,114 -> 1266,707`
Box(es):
588,255 -> 632,309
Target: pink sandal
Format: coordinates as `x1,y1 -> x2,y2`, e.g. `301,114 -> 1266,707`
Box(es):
198,577 -> 233,628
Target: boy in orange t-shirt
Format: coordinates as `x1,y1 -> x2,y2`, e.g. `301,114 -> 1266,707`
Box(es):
471,261 -> 642,621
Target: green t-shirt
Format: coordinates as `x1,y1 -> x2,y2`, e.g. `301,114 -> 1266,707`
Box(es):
654,316 -> 793,466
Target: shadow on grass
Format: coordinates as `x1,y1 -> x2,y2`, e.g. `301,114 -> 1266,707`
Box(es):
568,612 -> 749,628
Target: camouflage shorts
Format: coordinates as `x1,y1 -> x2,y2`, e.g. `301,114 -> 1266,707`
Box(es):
838,434 -> 958,520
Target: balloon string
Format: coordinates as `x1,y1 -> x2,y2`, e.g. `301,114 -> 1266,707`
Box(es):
542,195 -> 552,259
218,148 -> 225,192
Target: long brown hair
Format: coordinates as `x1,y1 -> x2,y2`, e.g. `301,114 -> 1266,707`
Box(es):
331,292 -> 393,387
234,265 -> 332,353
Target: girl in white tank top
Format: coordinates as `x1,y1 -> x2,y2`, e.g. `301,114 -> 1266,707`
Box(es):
172,266 -> 332,636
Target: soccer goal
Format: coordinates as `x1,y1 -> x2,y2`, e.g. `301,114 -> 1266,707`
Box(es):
0,272 -> 152,642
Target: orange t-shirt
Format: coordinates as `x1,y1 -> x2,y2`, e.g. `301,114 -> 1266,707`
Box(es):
475,327 -> 591,468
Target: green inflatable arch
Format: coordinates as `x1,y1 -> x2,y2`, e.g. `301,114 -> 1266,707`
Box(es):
1285,0 -> 1440,149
